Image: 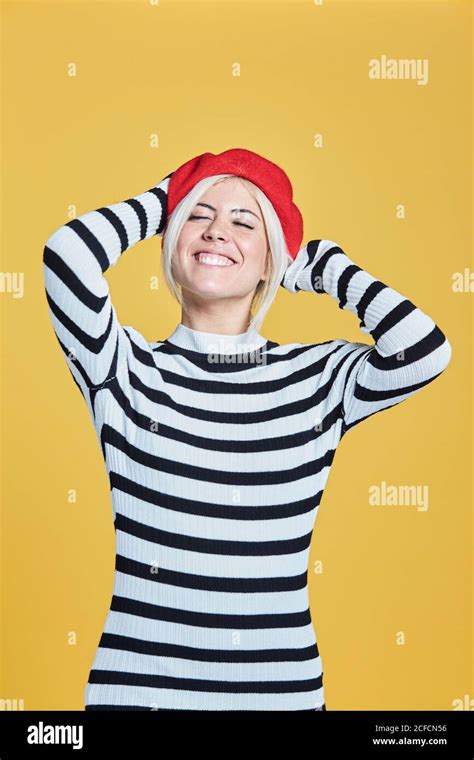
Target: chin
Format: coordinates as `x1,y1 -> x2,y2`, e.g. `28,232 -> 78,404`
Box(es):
182,282 -> 233,299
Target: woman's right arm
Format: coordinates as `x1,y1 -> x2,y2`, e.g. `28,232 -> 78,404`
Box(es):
42,172 -> 172,399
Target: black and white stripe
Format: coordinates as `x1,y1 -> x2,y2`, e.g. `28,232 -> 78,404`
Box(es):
43,182 -> 451,711
281,239 -> 452,435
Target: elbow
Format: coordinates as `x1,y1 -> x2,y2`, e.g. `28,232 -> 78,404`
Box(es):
436,333 -> 452,374
43,242 -> 57,280
43,223 -> 71,262
43,226 -> 67,282
43,243 -> 52,266
43,224 -> 73,276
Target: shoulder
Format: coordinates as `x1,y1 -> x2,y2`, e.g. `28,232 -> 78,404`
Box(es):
266,337 -> 348,354
121,325 -> 161,366
265,337 -> 372,368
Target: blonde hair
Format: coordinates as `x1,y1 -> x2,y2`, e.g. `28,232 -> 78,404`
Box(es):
160,174 -> 293,334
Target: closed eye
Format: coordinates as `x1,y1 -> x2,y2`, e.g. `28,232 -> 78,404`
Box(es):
188,214 -> 254,230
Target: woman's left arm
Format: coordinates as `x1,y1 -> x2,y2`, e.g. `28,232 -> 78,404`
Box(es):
280,239 -> 452,436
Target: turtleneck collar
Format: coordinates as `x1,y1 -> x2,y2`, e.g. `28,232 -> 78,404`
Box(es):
165,323 -> 267,355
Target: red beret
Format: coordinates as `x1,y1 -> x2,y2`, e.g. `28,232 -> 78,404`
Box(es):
166,147 -> 303,259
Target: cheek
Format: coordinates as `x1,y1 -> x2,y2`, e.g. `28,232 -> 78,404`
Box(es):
241,239 -> 268,268
176,229 -> 193,251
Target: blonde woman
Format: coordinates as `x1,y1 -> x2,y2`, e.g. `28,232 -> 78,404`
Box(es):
43,148 -> 452,712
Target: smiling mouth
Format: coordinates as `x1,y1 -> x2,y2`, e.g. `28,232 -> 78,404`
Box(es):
193,252 -> 237,267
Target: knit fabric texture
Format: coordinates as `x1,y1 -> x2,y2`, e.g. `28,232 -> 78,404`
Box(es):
43,175 -> 452,711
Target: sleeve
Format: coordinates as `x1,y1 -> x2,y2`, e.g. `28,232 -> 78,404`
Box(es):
42,173 -> 172,406
280,239 -> 452,436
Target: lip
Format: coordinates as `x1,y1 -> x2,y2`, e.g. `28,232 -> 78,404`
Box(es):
192,250 -> 238,265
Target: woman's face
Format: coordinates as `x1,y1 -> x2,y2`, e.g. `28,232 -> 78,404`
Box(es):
169,178 -> 270,303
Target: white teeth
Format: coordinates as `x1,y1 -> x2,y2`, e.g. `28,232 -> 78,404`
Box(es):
194,253 -> 235,267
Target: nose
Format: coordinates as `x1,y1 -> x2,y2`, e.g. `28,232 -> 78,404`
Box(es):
204,232 -> 225,240
203,230 -> 226,243
202,218 -> 229,243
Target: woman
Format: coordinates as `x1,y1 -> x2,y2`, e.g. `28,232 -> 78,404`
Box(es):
43,148 -> 452,711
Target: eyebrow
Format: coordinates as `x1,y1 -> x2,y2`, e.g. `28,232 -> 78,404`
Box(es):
195,202 -> 261,221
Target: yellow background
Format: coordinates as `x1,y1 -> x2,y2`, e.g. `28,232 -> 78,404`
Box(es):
1,0 -> 472,710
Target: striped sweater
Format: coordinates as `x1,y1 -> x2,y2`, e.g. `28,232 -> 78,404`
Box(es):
42,176 -> 452,711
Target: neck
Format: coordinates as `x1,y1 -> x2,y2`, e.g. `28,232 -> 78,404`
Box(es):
180,310 -> 252,334
165,322 -> 267,354
177,289 -> 259,336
